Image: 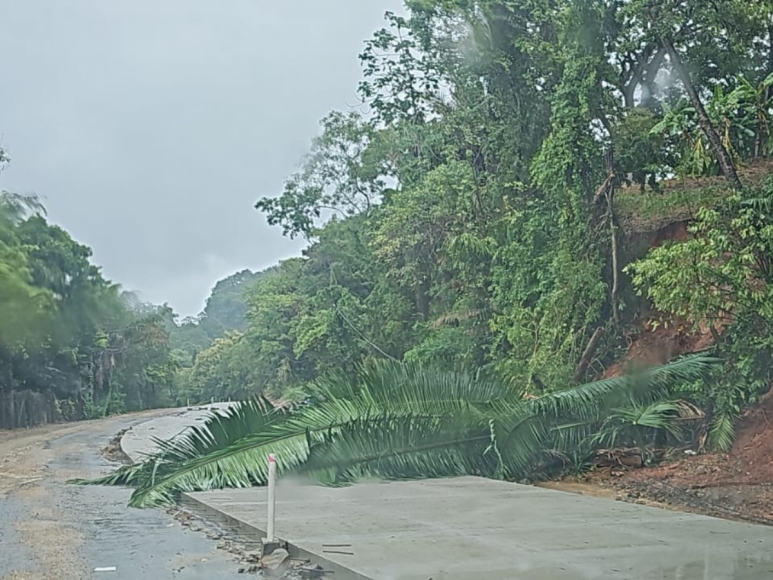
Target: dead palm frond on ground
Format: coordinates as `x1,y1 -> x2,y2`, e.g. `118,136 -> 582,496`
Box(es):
75,354 -> 720,507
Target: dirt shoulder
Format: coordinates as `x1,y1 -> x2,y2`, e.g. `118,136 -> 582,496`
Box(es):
556,391 -> 773,525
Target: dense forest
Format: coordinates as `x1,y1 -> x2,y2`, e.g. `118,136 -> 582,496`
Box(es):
234,0 -> 773,448
0,175 -> 258,427
83,0 -> 773,505
10,0 -> 773,499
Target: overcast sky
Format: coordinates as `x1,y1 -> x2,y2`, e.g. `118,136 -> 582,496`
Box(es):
0,1 -> 402,316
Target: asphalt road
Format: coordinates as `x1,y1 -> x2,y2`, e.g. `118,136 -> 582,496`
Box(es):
0,412 -> 243,580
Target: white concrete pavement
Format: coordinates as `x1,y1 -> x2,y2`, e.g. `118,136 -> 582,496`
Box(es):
121,402 -> 236,460
121,407 -> 773,580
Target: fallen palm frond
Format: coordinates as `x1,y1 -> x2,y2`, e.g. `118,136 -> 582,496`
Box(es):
75,354 -> 720,508
588,399 -> 705,455
709,408 -> 737,452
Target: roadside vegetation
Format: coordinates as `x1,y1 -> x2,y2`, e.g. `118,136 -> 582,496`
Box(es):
0,179 -> 260,427
7,0 -> 773,500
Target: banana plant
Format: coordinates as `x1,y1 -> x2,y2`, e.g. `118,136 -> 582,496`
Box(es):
652,74 -> 773,177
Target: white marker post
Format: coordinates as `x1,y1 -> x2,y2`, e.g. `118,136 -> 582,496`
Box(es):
266,453 -> 277,543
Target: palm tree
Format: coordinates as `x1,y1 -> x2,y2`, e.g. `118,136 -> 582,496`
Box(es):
78,355 -> 719,508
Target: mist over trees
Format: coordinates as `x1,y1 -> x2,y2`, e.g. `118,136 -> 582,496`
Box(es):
6,1 -> 773,464
0,184 -> 259,426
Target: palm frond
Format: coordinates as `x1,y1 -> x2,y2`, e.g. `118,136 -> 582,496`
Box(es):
80,355 -> 722,507
709,409 -> 737,452
306,360 -> 513,414
299,415 -> 495,485
123,363 -> 510,506
588,400 -> 698,449
72,397 -> 293,506
530,353 -> 720,422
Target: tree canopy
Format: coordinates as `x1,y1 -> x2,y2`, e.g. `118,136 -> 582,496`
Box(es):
9,0 -> 773,492
0,192 -> 181,425
241,0 -> 773,450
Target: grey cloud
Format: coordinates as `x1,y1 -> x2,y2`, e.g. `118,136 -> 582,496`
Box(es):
0,0 -> 402,315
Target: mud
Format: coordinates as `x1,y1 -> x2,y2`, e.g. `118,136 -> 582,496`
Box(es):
575,389 -> 773,527
101,428 -> 132,464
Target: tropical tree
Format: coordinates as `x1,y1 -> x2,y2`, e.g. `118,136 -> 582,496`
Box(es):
255,111 -> 387,239
0,185 -> 184,425
627,177 -> 773,448
0,194 -> 52,349
199,269 -> 262,339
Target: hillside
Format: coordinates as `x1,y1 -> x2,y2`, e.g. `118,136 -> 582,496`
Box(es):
604,159 -> 773,378
577,160 -> 773,523
616,160 -> 773,235
581,388 -> 773,525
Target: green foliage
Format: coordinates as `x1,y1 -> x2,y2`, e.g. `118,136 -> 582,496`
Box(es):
591,400 -> 700,452
0,194 -> 53,349
9,0 -> 773,475
180,332 -> 262,404
628,184 -> 773,328
255,112 -> 386,239
615,185 -> 729,232
199,269 -> 261,339
236,1 -> 773,446
0,189 -> 182,425
651,74 -> 773,177
612,108 -> 667,191
628,178 -> 773,447
80,355 -> 719,507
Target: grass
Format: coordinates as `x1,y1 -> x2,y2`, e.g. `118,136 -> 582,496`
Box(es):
616,159 -> 773,234
616,184 -> 728,234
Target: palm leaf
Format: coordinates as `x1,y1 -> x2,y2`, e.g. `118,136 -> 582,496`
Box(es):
125,363 -> 509,507
80,355 -> 721,507
530,353 -> 719,421
492,354 -> 720,475
299,414 -> 495,485
588,400 -> 699,449
709,409 -> 737,452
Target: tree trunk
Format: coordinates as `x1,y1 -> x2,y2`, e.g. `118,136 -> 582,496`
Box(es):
622,83 -> 635,109
609,204 -> 620,325
768,25 -> 773,103
709,323 -> 723,353
641,49 -> 666,110
7,367 -> 15,429
573,326 -> 605,382
663,38 -> 743,190
415,275 -> 431,322
601,140 -> 621,326
765,25 -> 773,158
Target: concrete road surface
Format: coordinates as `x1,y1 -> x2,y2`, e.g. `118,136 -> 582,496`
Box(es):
187,478 -> 773,580
121,406 -> 773,580
0,411 -> 242,580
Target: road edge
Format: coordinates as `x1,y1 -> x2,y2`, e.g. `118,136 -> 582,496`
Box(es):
180,492 -> 372,580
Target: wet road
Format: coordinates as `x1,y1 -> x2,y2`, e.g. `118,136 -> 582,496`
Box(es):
0,413 -> 242,580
